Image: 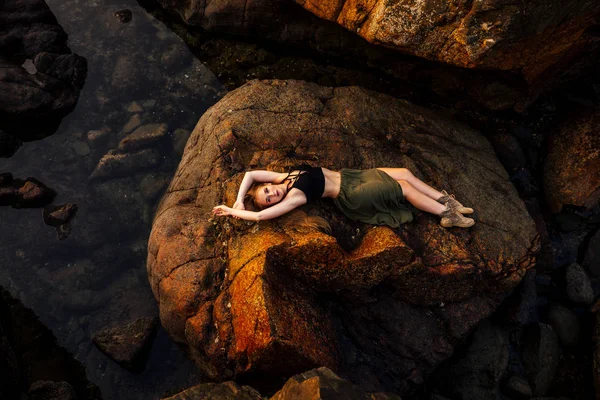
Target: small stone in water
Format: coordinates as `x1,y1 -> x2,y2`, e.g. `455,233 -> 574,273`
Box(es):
114,9 -> 132,23
44,203 -> 78,227
21,59 -> 37,74
127,101 -> 143,113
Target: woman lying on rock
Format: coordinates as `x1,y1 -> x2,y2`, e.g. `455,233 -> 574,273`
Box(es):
212,166 -> 474,228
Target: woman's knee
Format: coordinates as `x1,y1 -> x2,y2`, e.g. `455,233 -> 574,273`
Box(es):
397,179 -> 413,193
401,168 -> 414,180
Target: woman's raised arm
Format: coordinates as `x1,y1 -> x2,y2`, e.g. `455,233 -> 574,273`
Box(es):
234,170 -> 288,208
213,194 -> 305,221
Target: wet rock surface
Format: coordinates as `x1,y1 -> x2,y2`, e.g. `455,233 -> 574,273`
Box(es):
0,0 -> 87,144
92,317 -> 159,372
148,79 -> 539,395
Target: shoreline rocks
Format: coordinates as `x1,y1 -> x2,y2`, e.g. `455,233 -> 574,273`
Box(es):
147,79 -> 539,395
0,0 -> 87,147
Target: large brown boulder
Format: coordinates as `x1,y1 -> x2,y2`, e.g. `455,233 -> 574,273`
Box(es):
543,107 -> 600,214
147,79 -> 539,395
294,0 -> 599,83
154,0 -> 599,109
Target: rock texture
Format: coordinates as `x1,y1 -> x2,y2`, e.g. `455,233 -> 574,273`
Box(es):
543,107 -> 600,214
155,0 -> 600,110
432,322 -> 509,400
147,79 -> 539,395
161,381 -> 262,400
0,0 -> 87,146
271,367 -> 401,400
92,317 -> 159,372
0,174 -> 56,209
294,0 -> 600,83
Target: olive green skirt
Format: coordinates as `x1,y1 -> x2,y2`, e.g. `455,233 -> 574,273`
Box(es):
333,169 -> 415,228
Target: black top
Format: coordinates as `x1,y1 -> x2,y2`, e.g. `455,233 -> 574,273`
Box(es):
288,167 -> 325,203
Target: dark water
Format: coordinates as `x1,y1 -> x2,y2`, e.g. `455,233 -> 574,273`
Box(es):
0,0 -> 225,398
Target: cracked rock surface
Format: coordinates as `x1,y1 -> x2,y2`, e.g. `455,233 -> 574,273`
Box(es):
147,79 -> 539,395
155,0 -> 599,88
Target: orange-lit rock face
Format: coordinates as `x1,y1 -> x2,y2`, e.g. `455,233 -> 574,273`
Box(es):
147,80 -> 539,394
544,107 -> 600,214
294,0 -> 599,83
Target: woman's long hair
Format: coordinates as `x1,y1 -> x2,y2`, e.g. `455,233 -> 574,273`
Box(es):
245,159 -> 331,234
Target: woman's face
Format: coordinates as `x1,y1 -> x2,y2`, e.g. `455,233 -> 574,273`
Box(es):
255,183 -> 285,208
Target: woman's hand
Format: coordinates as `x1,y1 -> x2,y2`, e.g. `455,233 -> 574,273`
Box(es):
232,200 -> 245,210
212,205 -> 232,217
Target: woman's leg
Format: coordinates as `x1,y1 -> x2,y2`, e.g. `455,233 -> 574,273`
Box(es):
377,168 -> 443,200
397,179 -> 445,215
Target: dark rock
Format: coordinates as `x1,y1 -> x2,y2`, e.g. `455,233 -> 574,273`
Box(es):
56,223 -> 72,241
0,287 -> 102,399
552,230 -> 590,270
161,381 -> 261,400
522,323 -> 560,396
114,9 -> 132,23
43,203 -> 78,227
433,321 -> 508,400
28,381 -> 77,400
0,186 -> 17,206
14,178 -> 56,208
92,316 -> 159,372
0,335 -> 20,399
502,375 -> 533,400
566,263 -> 594,305
271,367 -> 401,400
594,313 -> 600,397
0,172 -> 13,186
583,229 -> 600,277
543,107 -> 600,213
510,168 -> 539,197
488,132 -> 526,175
529,398 -> 571,400
0,0 -> 87,141
0,130 -> 21,157
117,123 -> 168,152
89,148 -> 162,181
546,304 -> 580,346
511,270 -> 539,326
